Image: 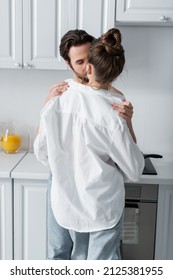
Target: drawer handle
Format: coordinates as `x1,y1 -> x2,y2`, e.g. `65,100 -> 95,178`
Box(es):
160,15 -> 167,21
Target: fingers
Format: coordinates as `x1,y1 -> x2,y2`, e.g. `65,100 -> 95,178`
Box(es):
49,82 -> 69,96
112,104 -> 133,116
123,100 -> 133,109
118,112 -> 129,122
50,81 -> 69,87
49,82 -> 69,93
44,82 -> 69,105
112,100 -> 134,120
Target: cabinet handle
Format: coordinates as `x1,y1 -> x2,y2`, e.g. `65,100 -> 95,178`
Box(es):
159,15 -> 166,21
23,62 -> 29,68
14,62 -> 22,68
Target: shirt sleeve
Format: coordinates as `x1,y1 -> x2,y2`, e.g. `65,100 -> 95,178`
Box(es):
33,115 -> 49,166
108,118 -> 144,182
33,96 -> 59,166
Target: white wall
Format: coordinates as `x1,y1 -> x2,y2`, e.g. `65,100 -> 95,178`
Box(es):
0,26 -> 173,161
114,26 -> 173,162
0,69 -> 71,150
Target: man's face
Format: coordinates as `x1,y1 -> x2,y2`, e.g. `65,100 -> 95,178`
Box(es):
67,43 -> 91,83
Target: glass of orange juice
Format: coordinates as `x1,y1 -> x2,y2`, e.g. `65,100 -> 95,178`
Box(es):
0,122 -> 5,152
0,122 -> 21,153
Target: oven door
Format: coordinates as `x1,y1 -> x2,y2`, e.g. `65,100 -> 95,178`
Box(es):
121,201 -> 157,260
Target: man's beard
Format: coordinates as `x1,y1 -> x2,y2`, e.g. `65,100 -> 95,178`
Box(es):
69,63 -> 89,83
74,71 -> 89,83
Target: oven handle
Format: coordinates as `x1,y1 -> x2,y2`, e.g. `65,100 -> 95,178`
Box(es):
143,153 -> 162,159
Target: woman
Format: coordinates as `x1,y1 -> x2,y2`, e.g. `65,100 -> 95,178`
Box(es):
34,28 -> 144,260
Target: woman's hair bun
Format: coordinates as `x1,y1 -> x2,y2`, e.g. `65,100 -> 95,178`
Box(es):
101,28 -> 123,55
88,28 -> 125,84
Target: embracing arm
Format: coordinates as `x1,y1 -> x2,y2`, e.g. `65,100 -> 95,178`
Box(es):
35,81 -> 69,136
40,82 -> 137,144
112,99 -> 137,144
109,121 -> 144,182
109,85 -> 137,143
34,116 -> 48,166
44,81 -> 69,106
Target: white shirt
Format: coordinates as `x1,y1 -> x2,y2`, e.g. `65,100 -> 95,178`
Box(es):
34,79 -> 144,232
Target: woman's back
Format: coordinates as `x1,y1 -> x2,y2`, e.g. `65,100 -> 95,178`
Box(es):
38,79 -> 144,232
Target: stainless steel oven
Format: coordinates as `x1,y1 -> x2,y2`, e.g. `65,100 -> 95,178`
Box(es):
121,183 -> 158,260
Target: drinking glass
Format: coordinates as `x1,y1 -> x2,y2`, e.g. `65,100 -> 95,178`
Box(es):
0,122 -> 21,153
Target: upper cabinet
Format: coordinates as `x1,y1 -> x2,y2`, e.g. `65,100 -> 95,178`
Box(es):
0,0 -> 115,70
74,0 -> 115,37
0,0 -> 22,69
116,0 -> 173,23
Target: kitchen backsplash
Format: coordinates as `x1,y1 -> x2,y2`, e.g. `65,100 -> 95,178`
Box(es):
0,26 -> 173,161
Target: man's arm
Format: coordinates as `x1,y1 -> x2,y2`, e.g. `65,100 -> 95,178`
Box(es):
110,85 -> 137,143
43,82 -> 137,143
44,81 -> 69,106
112,99 -> 136,143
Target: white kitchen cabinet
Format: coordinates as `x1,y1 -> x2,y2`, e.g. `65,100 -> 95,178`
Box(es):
0,151 -> 26,260
2,151 -> 173,260
0,0 -> 74,69
14,179 -> 48,260
23,0 -> 115,69
0,179 -> 13,260
116,0 -> 173,23
74,0 -> 115,37
22,0 -> 75,70
0,0 -> 22,69
155,184 -> 173,260
0,0 -> 115,70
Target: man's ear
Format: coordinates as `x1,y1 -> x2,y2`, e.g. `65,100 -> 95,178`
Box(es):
65,60 -> 69,67
65,60 -> 72,70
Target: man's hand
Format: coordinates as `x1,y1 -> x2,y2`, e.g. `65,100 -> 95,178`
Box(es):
44,82 -> 69,105
112,99 -> 136,143
112,99 -> 133,123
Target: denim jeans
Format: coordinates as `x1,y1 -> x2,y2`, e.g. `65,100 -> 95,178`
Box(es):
47,174 -> 123,260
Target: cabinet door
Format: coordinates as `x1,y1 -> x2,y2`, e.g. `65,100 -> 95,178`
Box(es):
22,0 -> 78,70
0,0 -> 115,70
0,179 -> 13,260
155,185 -> 173,260
0,0 -> 22,69
23,0 -> 115,70
75,0 -> 115,37
116,0 -> 173,23
14,179 -> 48,260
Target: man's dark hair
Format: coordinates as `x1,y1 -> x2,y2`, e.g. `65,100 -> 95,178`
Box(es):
59,29 -> 94,63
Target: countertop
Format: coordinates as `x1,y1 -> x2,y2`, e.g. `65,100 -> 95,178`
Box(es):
9,152 -> 173,185
140,160 -> 173,185
0,151 -> 27,178
11,152 -> 50,180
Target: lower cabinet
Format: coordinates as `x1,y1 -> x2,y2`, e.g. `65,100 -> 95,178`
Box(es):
14,179 -> 48,260
0,179 -> 13,260
155,184 -> 173,260
13,181 -> 173,260
1,178 -> 173,260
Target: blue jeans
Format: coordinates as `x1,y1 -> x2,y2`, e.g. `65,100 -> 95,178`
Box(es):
47,175 -> 123,260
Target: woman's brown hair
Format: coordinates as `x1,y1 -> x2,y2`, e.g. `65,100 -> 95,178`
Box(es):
88,28 -> 125,85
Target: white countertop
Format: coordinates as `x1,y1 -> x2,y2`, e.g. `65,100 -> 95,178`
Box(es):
0,151 -> 27,178
140,159 -> 173,185
11,152 -> 50,180
9,152 -> 173,185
